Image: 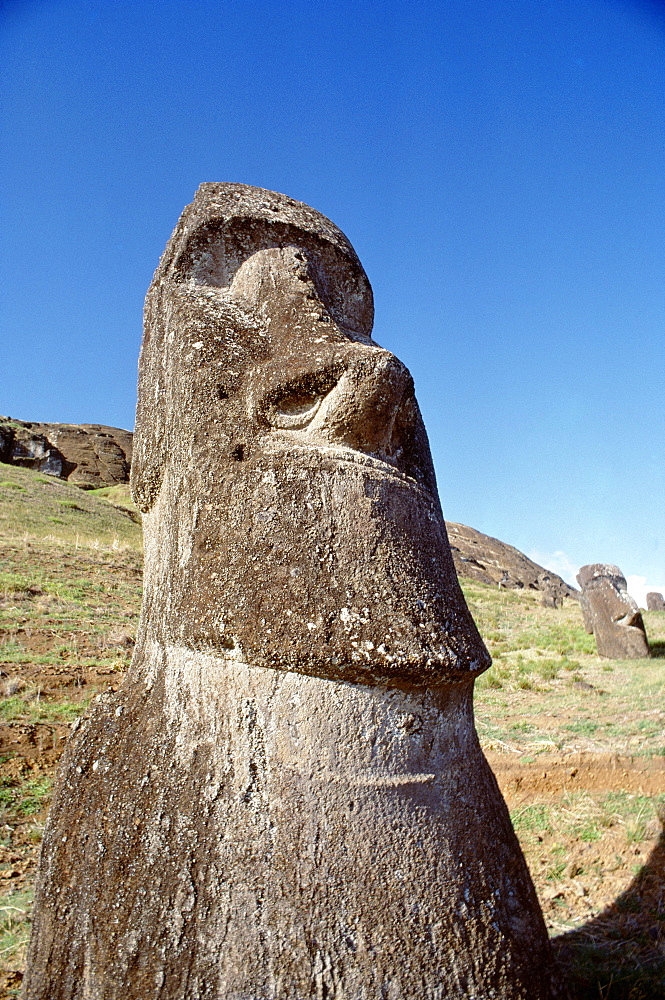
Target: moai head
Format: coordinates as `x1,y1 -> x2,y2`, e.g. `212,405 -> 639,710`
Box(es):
131,184 -> 490,686
537,572 -> 562,609
577,563 -> 650,658
646,592 -> 665,612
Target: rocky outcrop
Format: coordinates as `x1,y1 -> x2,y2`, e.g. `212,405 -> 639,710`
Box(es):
0,417 -> 132,489
446,521 -> 576,604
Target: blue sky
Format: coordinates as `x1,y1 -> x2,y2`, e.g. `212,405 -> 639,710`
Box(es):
1,0 -> 664,598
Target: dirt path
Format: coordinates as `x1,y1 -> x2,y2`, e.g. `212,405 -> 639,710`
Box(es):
489,751 -> 665,799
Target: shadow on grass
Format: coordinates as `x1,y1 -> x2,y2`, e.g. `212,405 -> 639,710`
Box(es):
553,815 -> 665,999
648,640 -> 665,659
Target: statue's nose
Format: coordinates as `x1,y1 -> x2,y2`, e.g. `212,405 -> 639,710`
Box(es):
310,350 -> 415,458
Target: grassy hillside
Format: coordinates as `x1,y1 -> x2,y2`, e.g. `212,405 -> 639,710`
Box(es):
0,465 -> 663,998
0,463 -> 141,550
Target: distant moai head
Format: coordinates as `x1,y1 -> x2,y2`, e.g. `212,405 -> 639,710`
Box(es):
131,183 -> 489,686
646,592 -> 665,612
577,563 -> 650,658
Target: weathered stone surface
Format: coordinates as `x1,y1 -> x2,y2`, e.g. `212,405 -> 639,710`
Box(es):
646,592 -> 665,611
0,417 -> 132,488
577,564 -> 650,659
579,591 -> 595,633
25,184 -> 559,999
447,521 -> 575,604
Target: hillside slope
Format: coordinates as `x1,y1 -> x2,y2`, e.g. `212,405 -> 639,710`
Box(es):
0,418 -> 132,489
447,521 -> 575,601
0,464 -> 141,549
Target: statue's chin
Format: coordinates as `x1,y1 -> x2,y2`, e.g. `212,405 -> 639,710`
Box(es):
171,628 -> 490,689
144,456 -> 490,687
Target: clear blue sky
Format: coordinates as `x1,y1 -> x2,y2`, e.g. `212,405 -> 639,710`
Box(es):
1,0 -> 664,597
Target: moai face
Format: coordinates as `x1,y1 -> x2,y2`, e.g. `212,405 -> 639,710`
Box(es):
132,184 -> 490,686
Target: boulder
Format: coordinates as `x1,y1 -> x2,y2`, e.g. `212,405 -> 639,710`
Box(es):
0,417 -> 132,488
646,592 -> 665,612
25,184 -> 560,1000
576,564 -> 650,658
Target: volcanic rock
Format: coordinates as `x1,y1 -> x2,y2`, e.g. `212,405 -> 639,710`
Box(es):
0,417 -> 132,488
25,183 -> 560,1000
447,521 -> 575,604
646,592 -> 665,611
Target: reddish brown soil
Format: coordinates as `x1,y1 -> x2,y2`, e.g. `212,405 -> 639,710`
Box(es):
489,751 -> 665,799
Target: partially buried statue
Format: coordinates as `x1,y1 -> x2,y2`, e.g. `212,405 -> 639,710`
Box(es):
646,592 -> 665,612
25,184 -> 561,999
577,564 -> 649,659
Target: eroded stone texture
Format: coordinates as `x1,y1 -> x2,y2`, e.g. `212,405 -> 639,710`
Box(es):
577,564 -> 650,659
579,590 -> 595,633
25,184 -> 559,1000
646,592 -> 665,612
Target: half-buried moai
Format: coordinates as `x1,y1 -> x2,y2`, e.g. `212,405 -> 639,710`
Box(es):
25,184 -> 561,1000
647,592 -> 665,612
577,564 -> 650,658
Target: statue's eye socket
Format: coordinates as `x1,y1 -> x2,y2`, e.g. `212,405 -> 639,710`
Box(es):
278,391 -> 319,415
266,390 -> 322,429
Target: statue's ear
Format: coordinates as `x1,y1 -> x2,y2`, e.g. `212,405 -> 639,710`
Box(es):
130,204 -> 197,513
130,289 -> 166,513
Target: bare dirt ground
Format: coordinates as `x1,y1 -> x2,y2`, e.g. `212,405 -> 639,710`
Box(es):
0,515 -> 663,997
491,750 -> 664,995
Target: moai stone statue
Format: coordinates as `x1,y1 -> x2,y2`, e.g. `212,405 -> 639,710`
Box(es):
577,564 -> 650,658
25,185 -> 560,1000
647,592 -> 665,612
537,572 -> 562,609
578,590 -> 596,634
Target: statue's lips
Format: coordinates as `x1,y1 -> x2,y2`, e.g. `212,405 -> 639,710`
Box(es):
261,437 -> 433,495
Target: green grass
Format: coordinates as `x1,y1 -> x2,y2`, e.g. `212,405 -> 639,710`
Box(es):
88,483 -> 140,521
555,940 -> 665,1000
0,890 -> 32,971
511,792 -> 664,854
0,463 -> 141,550
0,695 -> 89,726
565,719 -> 600,736
0,776 -> 52,819
0,515 -> 143,694
475,652 -> 585,692
463,579 -> 597,659
511,803 -> 552,833
463,578 -> 665,757
0,572 -> 44,597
